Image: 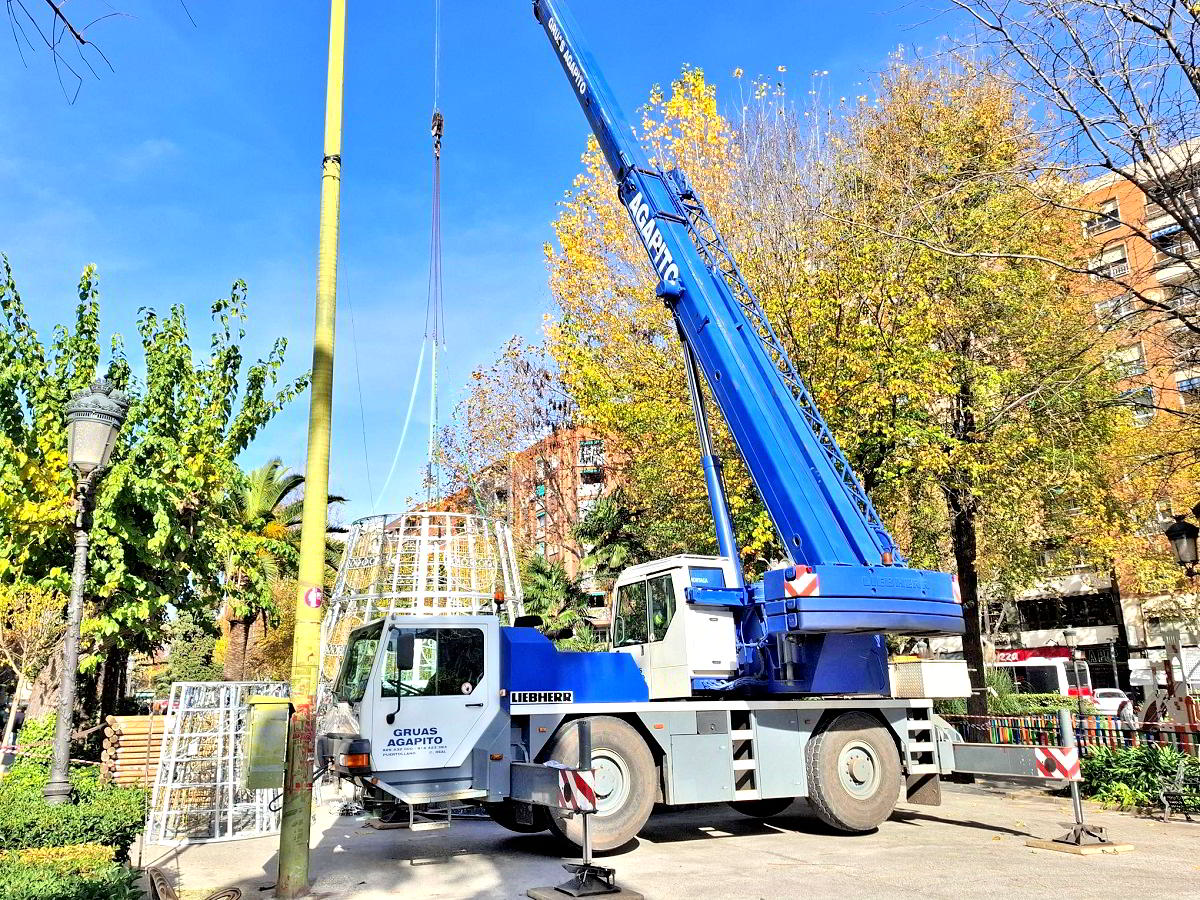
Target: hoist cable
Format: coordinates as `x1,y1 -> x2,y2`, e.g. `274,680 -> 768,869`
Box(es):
344,290 -> 375,510
374,337 -> 428,509
425,0 -> 445,503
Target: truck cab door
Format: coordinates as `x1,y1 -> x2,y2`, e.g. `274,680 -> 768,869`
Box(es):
611,580 -> 650,680
364,617 -> 500,772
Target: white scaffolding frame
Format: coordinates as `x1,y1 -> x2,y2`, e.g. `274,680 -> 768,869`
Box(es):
319,511 -> 522,694
145,681 -> 289,845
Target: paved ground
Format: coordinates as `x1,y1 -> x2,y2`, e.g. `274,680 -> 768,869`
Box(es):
139,784 -> 1199,899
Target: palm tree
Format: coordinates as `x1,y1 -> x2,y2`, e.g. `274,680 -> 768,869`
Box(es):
520,555 -> 599,650
572,489 -> 649,588
221,458 -> 344,680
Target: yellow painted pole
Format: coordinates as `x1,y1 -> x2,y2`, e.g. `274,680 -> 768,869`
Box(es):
277,0 -> 346,895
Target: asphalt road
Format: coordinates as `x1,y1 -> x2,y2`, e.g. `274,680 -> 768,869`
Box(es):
143,784 -> 1200,899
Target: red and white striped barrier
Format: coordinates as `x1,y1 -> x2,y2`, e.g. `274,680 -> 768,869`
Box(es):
557,767 -> 597,812
1034,746 -> 1080,781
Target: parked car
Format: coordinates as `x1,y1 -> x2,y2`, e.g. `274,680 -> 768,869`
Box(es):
1092,687 -> 1132,717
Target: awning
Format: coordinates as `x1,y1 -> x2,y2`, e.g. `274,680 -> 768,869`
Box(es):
1152,223 -> 1184,240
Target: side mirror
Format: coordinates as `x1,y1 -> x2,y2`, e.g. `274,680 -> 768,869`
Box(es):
397,630 -> 415,672
387,629 -> 415,726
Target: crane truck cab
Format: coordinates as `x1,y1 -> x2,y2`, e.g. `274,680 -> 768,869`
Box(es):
610,554 -> 739,699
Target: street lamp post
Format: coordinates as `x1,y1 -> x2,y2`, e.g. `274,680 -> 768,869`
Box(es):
43,379 -> 129,805
1063,626 -> 1084,720
1164,513 -> 1200,578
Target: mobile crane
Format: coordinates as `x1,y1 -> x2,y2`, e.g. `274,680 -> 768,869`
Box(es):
318,0 -> 977,851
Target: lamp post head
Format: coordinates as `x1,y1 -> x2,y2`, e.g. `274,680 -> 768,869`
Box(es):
1165,514 -> 1200,576
65,379 -> 130,477
1062,627 -> 1078,650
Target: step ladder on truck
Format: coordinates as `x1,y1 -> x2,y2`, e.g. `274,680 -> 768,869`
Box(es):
311,0 -> 1079,851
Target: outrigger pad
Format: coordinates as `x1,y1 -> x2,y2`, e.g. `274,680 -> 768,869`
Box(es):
527,862 -> 644,898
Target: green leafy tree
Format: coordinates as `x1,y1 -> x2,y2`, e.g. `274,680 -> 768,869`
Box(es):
520,555 -> 599,650
571,490 -> 649,588
153,612 -> 220,698
0,583 -> 65,769
547,66 -> 1125,716
0,259 -> 308,716
220,458 -> 344,680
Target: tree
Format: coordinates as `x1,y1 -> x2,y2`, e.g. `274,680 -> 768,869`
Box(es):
571,490 -> 649,589
950,0 -> 1200,611
0,259 -> 308,716
949,3 -> 1200,433
153,611 -> 220,698
546,69 -> 781,573
220,458 -> 344,681
0,582 -> 64,768
441,336 -> 576,518
520,555 -> 599,650
547,64 -> 1126,715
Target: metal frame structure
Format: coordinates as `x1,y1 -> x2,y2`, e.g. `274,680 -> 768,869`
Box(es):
146,681 -> 289,845
319,512 -> 522,690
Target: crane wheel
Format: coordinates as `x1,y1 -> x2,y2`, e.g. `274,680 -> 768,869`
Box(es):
483,799 -> 551,834
728,797 -> 793,818
543,716 -> 656,852
804,711 -> 901,832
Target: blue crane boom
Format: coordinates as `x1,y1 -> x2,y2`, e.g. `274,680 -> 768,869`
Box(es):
533,0 -> 963,646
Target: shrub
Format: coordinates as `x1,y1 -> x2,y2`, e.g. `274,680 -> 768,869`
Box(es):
0,844 -> 142,900
0,762 -> 147,857
7,714 -> 56,771
1080,744 -> 1200,809
934,669 -> 1095,716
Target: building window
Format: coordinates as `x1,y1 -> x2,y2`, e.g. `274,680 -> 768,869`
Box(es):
536,511 -> 547,538
535,483 -> 546,498
1164,282 -> 1200,315
1152,227 -> 1199,268
1112,342 -> 1147,378
1146,187 -> 1200,223
1178,375 -> 1200,408
1090,243 -> 1129,279
536,541 -> 546,558
1085,197 -> 1121,237
1093,294 -> 1136,331
1125,386 -> 1155,425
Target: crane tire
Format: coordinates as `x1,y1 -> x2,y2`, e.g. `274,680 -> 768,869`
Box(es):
543,716 -> 656,852
728,797 -> 793,818
483,799 -> 551,834
805,711 -> 901,833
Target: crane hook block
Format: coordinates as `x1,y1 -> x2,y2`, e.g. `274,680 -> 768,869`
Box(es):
431,110 -> 444,158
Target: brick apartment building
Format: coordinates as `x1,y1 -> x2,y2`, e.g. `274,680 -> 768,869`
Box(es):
442,427 -> 617,637
984,152 -> 1200,694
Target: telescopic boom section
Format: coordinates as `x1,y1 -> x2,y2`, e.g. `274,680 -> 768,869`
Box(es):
535,0 -> 963,633
534,0 -> 891,568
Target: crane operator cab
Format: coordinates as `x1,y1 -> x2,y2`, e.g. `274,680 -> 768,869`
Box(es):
610,554 -> 739,699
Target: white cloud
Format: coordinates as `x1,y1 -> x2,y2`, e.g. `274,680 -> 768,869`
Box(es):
115,137 -> 180,176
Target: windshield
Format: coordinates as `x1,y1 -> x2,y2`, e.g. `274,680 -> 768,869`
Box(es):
334,621 -> 384,703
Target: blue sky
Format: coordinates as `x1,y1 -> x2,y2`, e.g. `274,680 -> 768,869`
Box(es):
0,0 -> 956,525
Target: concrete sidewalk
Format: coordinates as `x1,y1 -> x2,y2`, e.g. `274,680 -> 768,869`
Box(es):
139,785 -> 1199,899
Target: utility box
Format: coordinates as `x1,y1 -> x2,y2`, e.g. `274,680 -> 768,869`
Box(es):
890,660 -> 971,699
243,695 -> 291,790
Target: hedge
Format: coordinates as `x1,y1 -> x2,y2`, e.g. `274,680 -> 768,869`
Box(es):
0,772 -> 147,857
0,844 -> 142,900
1081,744 -> 1200,809
0,716 -> 147,857
935,670 -> 1096,717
